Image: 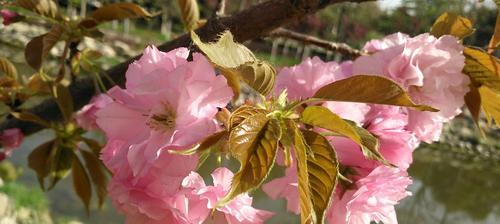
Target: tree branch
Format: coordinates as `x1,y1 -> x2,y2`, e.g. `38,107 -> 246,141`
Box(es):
269,28 -> 366,58
0,0 -> 373,135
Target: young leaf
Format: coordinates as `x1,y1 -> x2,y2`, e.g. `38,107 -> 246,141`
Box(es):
16,0 -> 59,19
28,140 -> 55,190
488,11 -> 500,53
232,61 -> 277,96
301,129 -> 339,224
80,150 -> 107,209
229,105 -> 268,129
90,3 -> 153,23
301,106 -> 389,166
47,146 -> 73,189
313,75 -> 437,112
24,25 -> 63,70
220,114 -> 281,205
479,86 -> 500,127
464,86 -> 482,127
11,111 -> 51,127
290,121 -> 315,223
81,137 -> 102,155
171,131 -> 228,155
0,57 -> 18,80
430,12 -> 474,39
53,83 -> 74,122
72,151 -> 92,214
177,0 -> 200,31
463,47 -> 500,93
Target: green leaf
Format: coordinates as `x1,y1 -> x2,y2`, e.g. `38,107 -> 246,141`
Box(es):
220,114 -> 281,205
53,83 -> 74,122
430,12 -> 474,39
72,151 -> 92,214
463,47 -> 500,93
229,105 -> 268,129
289,121 -> 314,223
90,3 -> 153,23
81,137 -> 103,156
47,146 -> 73,189
11,111 -> 51,127
24,25 -> 63,70
313,75 -> 438,112
16,0 -> 59,19
479,86 -> 500,127
80,150 -> 107,209
28,140 -> 55,190
301,129 -> 339,224
0,57 -> 18,80
177,0 -> 200,31
301,106 -> 388,166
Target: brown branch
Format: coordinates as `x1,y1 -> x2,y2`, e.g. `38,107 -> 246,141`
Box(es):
270,28 -> 366,58
0,0 -> 373,135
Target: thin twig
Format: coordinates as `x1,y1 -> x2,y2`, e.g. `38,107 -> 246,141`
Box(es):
269,28 -> 366,58
56,41 -> 70,83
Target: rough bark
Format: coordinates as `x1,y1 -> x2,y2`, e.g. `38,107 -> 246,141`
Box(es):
0,0 -> 372,134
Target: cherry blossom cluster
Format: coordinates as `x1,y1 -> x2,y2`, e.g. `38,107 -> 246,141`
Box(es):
70,32 -> 469,224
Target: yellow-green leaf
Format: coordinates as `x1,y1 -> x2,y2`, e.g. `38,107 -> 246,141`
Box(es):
24,25 -> 63,70
177,0 -> 200,31
479,86 -> 500,127
53,83 -> 74,122
463,47 -> 500,92
80,150 -> 107,209
290,121 -> 314,223
430,12 -> 474,39
16,0 -> 58,19
72,152 -> 92,214
90,3 -> 153,23
171,131 -> 228,155
0,57 -> 18,80
313,75 -> 438,112
28,140 -> 55,190
220,114 -> 281,204
302,129 -> 339,223
301,106 -> 388,165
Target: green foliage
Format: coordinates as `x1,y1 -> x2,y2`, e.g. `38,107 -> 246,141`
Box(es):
0,182 -> 48,210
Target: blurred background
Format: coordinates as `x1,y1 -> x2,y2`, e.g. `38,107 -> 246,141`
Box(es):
0,0 -> 499,223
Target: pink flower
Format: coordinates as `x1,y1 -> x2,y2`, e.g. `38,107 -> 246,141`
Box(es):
0,128 -> 23,161
96,46 -> 233,177
262,162 -> 300,214
75,94 -> 113,130
327,166 -> 412,224
178,168 -> 274,224
353,33 -> 470,142
106,142 -> 198,224
0,9 -> 21,26
331,105 -> 418,170
275,57 -> 352,100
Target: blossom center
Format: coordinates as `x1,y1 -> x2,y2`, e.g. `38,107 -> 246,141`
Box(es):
147,103 -> 176,132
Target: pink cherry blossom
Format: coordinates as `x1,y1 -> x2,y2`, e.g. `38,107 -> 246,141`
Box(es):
0,9 -> 21,26
96,46 -> 233,177
75,94 -> 113,130
275,57 -> 352,100
353,33 -> 470,142
0,128 -> 23,161
179,167 -> 274,224
327,166 -> 412,224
